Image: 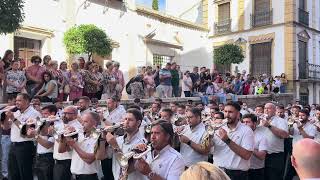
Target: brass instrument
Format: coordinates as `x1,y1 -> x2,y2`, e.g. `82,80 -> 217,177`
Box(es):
173,124 -> 188,136
202,119 -> 228,149
63,127 -> 79,141
201,111 -> 211,123
287,116 -> 300,127
91,122 -> 124,139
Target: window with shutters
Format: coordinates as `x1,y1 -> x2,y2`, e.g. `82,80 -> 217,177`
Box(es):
251,0 -> 272,27
215,2 -> 231,34
298,0 -> 309,26
298,40 -> 308,79
153,54 -> 173,69
250,42 -> 272,76
14,37 -> 41,68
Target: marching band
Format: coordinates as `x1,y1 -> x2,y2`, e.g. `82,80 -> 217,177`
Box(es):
1,93 -> 320,180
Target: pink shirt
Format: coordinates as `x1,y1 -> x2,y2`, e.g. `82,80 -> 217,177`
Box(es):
26,65 -> 46,82
113,69 -> 125,87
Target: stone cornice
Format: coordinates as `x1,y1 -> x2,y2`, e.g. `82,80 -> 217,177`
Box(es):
135,6 -> 209,32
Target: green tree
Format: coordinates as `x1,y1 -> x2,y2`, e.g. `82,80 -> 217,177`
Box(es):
213,44 -> 244,65
152,0 -> 159,11
0,0 -> 25,34
63,24 -> 112,61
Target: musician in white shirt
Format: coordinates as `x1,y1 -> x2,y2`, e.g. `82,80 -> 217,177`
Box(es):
135,120 -> 185,180
53,106 -> 83,180
242,113 -> 268,180
29,105 -> 57,180
261,103 -> 289,180
211,102 -> 254,180
6,93 -> 41,180
60,112 -> 100,180
286,109 -> 317,180
96,108 -> 147,180
78,96 -> 91,116
179,107 -> 211,167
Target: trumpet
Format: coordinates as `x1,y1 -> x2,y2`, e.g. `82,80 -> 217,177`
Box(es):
201,112 -> 211,123
63,127 -> 79,141
204,119 -> 228,136
173,124 -> 188,136
91,122 -> 124,139
287,116 -> 299,127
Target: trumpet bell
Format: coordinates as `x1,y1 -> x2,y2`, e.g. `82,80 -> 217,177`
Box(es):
133,145 -> 152,159
117,151 -> 135,167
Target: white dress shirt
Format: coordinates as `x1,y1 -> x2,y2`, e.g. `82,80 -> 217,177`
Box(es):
53,119 -> 83,160
11,106 -> 41,142
112,131 -> 147,180
104,105 -> 126,124
180,122 -> 207,167
292,122 -> 317,144
212,121 -> 254,171
37,135 -> 54,154
70,132 -> 100,175
145,145 -> 185,180
250,126 -> 268,169
263,116 -> 288,154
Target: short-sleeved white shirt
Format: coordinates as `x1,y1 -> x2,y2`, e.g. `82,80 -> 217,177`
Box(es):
11,106 -> 41,142
112,131 -> 147,180
53,119 -> 83,160
212,121 -> 254,171
250,126 -> 268,169
145,145 -> 185,180
263,116 -> 288,154
104,105 -> 126,124
70,133 -> 100,175
37,135 -> 54,154
180,122 -> 208,167
292,122 -> 317,144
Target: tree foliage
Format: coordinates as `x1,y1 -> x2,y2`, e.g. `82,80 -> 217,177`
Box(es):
152,0 -> 159,11
214,44 -> 244,65
63,24 -> 112,61
0,0 -> 25,34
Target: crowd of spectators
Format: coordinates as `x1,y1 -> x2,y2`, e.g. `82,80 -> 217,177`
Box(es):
0,49 -> 287,103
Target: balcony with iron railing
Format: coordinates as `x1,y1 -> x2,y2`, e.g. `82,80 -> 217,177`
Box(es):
299,62 -> 320,80
298,8 -> 309,26
251,9 -> 273,28
214,19 -> 231,34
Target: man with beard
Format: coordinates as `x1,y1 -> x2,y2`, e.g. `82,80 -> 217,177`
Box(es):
6,93 -> 41,180
78,96 -> 91,116
285,109 -> 317,180
211,102 -> 254,180
96,108 -> 147,180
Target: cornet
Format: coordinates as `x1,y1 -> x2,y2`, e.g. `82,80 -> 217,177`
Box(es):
173,124 -> 188,136
20,117 -> 45,137
204,119 -> 228,136
63,128 -> 79,141
116,143 -> 152,167
287,116 -> 300,127
91,122 -> 124,139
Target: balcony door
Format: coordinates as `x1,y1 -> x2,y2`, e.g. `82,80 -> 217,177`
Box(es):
14,36 -> 41,68
252,0 -> 272,27
250,42 -> 272,76
298,40 -> 308,79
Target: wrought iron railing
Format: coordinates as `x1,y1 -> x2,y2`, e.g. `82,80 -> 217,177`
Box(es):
299,62 -> 320,79
298,8 -> 309,26
251,9 -> 273,27
214,19 -> 231,34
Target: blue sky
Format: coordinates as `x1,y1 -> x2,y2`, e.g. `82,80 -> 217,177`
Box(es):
136,0 -> 166,11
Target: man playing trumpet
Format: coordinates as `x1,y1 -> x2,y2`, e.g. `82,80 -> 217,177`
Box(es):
95,108 -> 147,180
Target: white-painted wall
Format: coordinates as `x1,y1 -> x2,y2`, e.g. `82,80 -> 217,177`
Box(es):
165,0 -> 203,24
0,0 -> 211,83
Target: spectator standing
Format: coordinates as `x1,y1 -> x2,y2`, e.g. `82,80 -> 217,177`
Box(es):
157,63 -> 172,98
280,73 -> 287,93
83,63 -> 103,99
0,50 -> 14,101
68,62 -> 83,101
112,61 -> 125,97
78,57 -> 85,70
102,60 -> 118,99
143,66 -> 156,98
182,71 -> 193,97
59,61 -> 69,101
190,66 -> 200,85
42,55 -> 51,70
1,110 -> 12,180
170,62 -> 180,97
5,60 -> 27,98
128,75 -> 145,99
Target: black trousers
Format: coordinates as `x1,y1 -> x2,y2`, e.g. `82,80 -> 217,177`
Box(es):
225,169 -> 248,180
53,159 -> 72,180
265,152 -> 285,180
8,141 -> 35,180
101,158 -> 114,180
248,168 -> 264,180
75,174 -> 99,180
34,153 -> 54,180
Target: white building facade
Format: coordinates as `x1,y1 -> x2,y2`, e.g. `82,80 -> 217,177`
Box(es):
208,0 -> 320,105
0,0 -> 212,83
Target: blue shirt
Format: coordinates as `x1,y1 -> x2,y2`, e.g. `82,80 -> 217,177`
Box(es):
159,68 -> 172,86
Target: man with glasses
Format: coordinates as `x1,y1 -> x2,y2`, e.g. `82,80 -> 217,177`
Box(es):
135,120 -> 185,180
25,55 -> 45,98
52,106 -> 83,180
211,102 -> 254,180
179,108 -> 211,167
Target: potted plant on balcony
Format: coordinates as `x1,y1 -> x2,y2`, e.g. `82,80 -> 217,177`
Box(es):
214,44 -> 244,65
